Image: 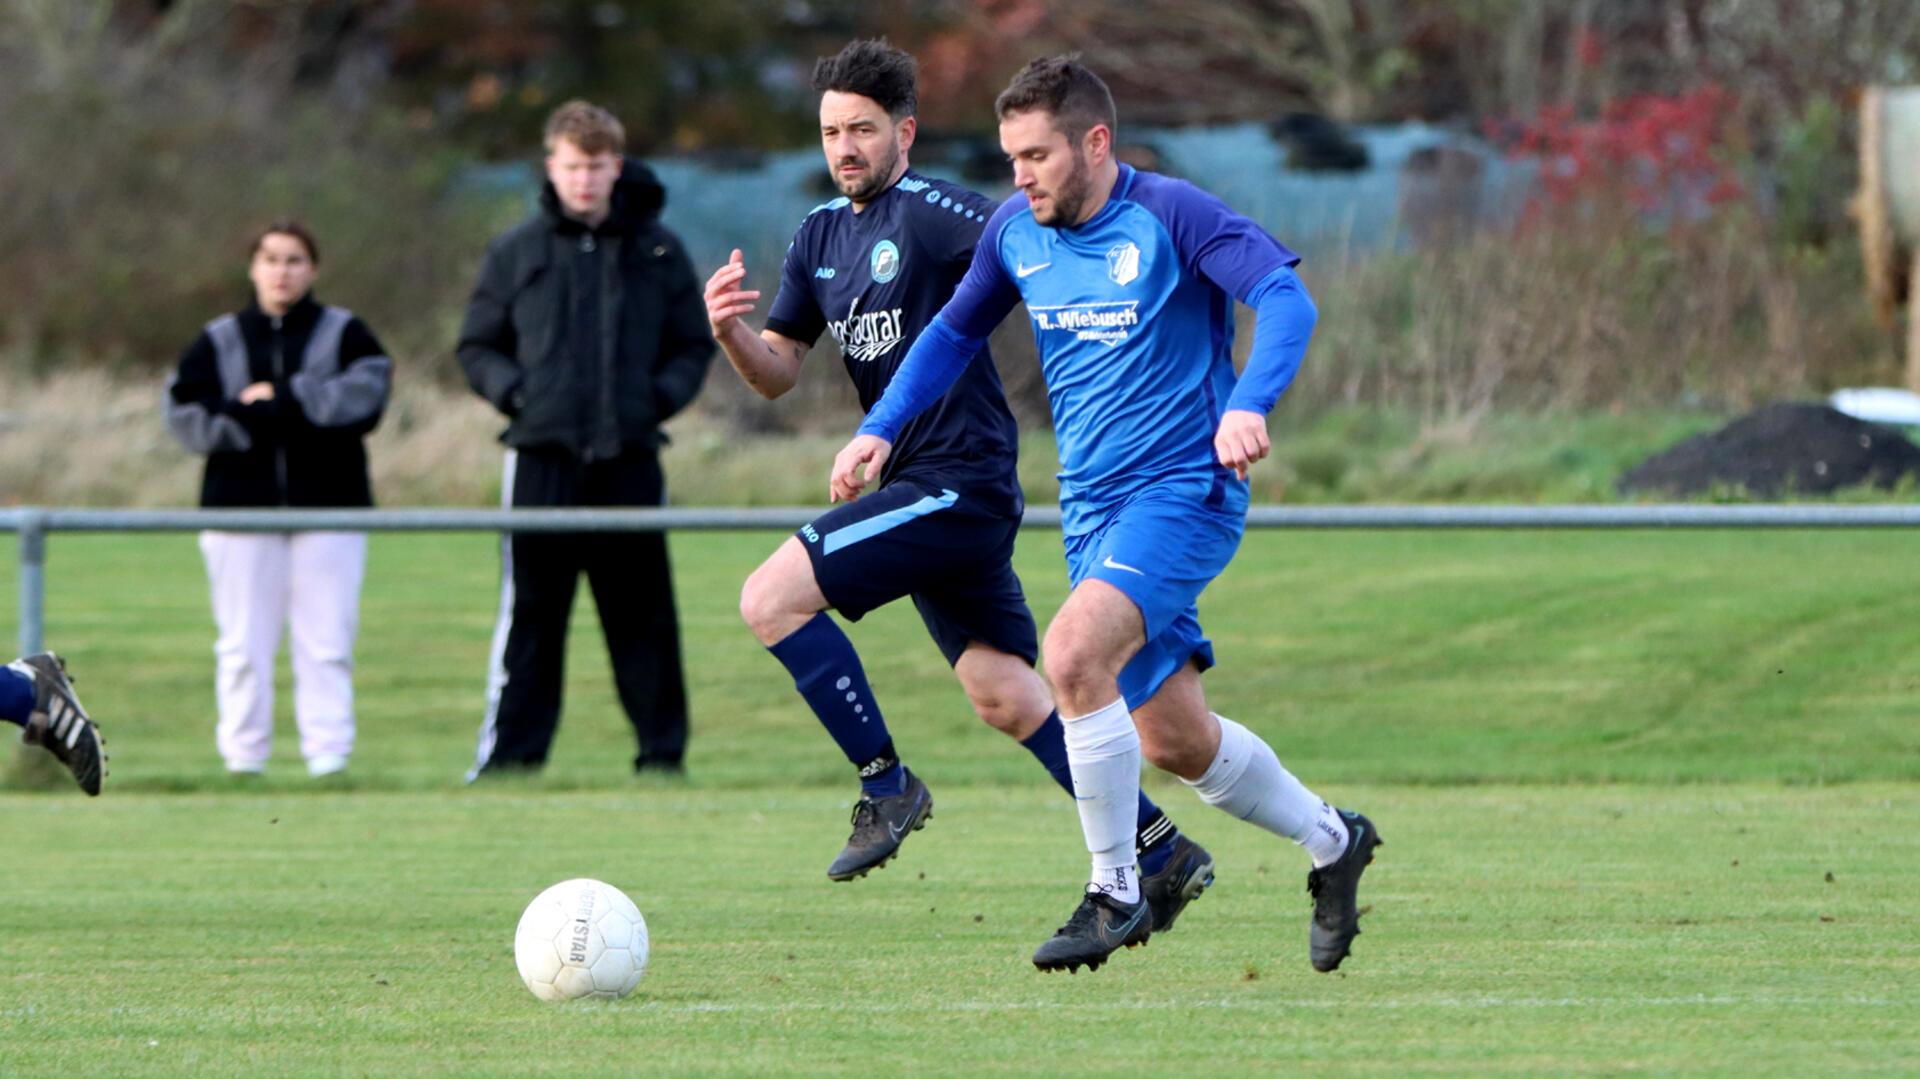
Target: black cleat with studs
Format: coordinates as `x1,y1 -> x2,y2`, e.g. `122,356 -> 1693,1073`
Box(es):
1307,808 -> 1381,972
1032,889 -> 1152,974
17,652 -> 107,797
826,769 -> 933,881
1141,833 -> 1216,933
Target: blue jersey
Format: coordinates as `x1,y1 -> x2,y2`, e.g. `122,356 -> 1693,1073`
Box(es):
766,170 -> 1023,517
859,164 -> 1312,535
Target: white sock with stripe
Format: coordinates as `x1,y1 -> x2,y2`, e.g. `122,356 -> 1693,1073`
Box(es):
1061,697 -> 1143,904
1185,714 -> 1349,867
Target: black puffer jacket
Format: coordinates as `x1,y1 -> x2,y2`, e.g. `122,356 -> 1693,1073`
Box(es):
457,157 -> 714,457
165,294 -> 392,507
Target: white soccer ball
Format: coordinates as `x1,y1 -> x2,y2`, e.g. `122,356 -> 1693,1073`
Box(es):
513,878 -> 650,1001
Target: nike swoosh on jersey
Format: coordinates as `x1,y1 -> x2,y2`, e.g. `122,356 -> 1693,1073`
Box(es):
1015,260 -> 1052,278
1101,555 -> 1146,575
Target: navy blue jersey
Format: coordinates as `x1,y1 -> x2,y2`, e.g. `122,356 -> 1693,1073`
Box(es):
765,170 -> 1023,517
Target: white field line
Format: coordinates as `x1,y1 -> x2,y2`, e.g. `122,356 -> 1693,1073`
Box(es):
637,993 -> 1909,1016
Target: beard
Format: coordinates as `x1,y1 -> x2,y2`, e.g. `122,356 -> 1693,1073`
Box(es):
833,139 -> 902,203
1032,148 -> 1092,227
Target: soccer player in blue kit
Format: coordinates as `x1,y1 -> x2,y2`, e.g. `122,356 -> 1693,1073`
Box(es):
704,41 -> 1213,931
833,57 -> 1382,974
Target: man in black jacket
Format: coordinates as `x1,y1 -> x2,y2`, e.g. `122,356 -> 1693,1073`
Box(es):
458,100 -> 714,779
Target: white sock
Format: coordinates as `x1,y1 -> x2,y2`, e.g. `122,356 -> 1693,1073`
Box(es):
1087,864 -> 1141,905
1061,697 -> 1143,886
1185,714 -> 1350,867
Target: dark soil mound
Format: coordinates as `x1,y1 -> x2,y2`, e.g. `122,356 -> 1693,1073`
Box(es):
1618,402 -> 1920,497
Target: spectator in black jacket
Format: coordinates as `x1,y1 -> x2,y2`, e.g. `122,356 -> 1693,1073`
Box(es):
458,100 -> 715,780
165,219 -> 392,778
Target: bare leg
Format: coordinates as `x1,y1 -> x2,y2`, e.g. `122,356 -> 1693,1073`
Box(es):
953,642 -> 1053,739
739,537 -> 830,646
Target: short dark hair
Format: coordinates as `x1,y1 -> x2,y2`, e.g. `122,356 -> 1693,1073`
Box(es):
544,99 -> 626,155
994,55 -> 1117,143
250,218 -> 319,264
811,38 -> 917,120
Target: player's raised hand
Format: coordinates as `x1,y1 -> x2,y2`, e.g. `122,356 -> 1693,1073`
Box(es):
704,248 -> 761,336
1213,408 -> 1270,481
829,434 -> 892,503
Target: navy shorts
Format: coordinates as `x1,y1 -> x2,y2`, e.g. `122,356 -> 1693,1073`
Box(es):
799,479 -> 1039,667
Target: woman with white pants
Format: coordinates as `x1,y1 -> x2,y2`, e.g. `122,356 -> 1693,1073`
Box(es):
165,220 -> 393,777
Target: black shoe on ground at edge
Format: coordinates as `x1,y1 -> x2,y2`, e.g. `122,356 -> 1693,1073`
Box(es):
633,754 -> 687,777
17,653 -> 106,797
1141,833 -> 1216,933
1307,808 -> 1382,972
1032,888 -> 1152,973
826,769 -> 932,881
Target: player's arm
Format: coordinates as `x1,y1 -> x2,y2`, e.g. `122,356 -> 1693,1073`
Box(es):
1156,181 -> 1318,479
705,248 -> 807,399
1217,265 -> 1316,478
832,198 -> 1024,501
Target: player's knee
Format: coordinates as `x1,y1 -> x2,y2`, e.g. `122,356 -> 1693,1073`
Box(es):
968,693 -> 1021,735
1136,720 -> 1211,777
737,575 -> 781,644
1041,636 -> 1108,703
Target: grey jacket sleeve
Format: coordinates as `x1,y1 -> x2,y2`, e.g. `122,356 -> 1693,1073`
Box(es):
164,332 -> 253,454
165,383 -> 254,453
288,315 -> 394,431
289,355 -> 393,428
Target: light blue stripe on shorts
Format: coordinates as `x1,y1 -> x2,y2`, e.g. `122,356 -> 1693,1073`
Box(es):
822,488 -> 960,555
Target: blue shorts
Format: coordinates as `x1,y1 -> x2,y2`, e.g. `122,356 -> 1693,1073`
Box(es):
800,479 -> 1039,666
1063,484 -> 1246,709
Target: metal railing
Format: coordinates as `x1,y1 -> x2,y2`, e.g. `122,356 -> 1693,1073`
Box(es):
9,502 -> 1920,656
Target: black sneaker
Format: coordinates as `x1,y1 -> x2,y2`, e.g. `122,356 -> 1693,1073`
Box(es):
17,653 -> 106,797
826,770 -> 932,881
1307,809 -> 1382,972
1032,889 -> 1152,973
1142,834 -> 1216,933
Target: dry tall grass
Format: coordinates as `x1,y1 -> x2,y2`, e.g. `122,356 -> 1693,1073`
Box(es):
1295,211 -> 1898,421
0,369 -> 936,508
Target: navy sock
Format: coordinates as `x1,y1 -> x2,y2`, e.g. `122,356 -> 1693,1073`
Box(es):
0,665 -> 32,726
1021,712 -> 1178,872
768,613 -> 905,797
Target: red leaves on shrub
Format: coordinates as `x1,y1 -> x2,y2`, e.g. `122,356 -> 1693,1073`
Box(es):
1487,87 -> 1747,226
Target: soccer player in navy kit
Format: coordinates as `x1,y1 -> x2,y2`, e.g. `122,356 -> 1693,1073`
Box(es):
834,57 -> 1381,974
705,41 -> 1213,930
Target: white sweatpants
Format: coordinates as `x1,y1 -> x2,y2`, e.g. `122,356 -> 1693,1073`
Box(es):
200,531 -> 367,770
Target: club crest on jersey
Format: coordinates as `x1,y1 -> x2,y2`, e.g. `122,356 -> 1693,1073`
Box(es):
870,239 -> 901,284
1107,242 -> 1140,286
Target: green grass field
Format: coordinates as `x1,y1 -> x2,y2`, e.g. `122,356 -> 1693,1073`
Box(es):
3,530 -> 1918,1075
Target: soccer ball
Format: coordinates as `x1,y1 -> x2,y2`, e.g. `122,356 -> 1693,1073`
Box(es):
513,878 -> 649,1001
